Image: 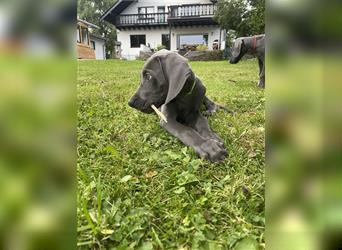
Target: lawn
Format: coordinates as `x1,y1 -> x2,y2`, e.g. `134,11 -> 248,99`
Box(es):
77,58 -> 265,250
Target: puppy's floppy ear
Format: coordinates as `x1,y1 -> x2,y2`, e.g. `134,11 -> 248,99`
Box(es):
143,54 -> 167,85
232,39 -> 243,57
160,53 -> 195,105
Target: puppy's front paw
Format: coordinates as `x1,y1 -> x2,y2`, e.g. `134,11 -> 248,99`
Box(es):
257,79 -> 265,88
196,139 -> 228,162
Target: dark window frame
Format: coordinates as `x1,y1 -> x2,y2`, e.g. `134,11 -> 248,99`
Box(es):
157,6 -> 165,13
130,34 -> 146,48
90,40 -> 96,50
157,6 -> 166,23
161,34 -> 170,50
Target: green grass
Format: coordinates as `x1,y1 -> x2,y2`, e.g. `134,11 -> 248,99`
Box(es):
77,59 -> 265,250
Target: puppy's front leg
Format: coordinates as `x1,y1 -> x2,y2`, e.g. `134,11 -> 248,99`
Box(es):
160,106 -> 227,162
192,112 -> 225,146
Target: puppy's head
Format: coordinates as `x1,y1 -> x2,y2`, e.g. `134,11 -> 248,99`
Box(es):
128,50 -> 194,113
229,38 -> 247,64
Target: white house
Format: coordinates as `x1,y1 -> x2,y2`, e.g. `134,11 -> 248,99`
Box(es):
101,0 -> 225,60
90,34 -> 106,60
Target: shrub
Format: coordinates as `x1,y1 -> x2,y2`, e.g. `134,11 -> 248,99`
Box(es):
184,50 -> 224,61
196,44 -> 208,51
156,45 -> 167,51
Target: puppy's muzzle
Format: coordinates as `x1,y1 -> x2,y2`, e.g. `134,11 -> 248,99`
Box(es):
128,95 -> 153,113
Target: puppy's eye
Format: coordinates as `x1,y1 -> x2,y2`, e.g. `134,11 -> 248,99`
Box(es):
145,73 -> 152,81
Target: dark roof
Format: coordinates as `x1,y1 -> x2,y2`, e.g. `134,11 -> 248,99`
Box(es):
90,33 -> 106,41
100,0 -> 135,24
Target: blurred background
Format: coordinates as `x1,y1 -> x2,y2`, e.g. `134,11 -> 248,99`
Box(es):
267,0 -> 342,249
1,0 -> 342,249
0,0 -> 76,249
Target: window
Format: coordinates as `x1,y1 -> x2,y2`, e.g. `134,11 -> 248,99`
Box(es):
157,6 -> 166,22
157,6 -> 165,13
90,41 -> 96,50
162,34 -> 170,50
130,35 -> 146,48
81,27 -> 89,45
77,25 -> 81,43
138,6 -> 154,19
178,34 -> 209,49
138,6 -> 154,14
203,34 -> 209,45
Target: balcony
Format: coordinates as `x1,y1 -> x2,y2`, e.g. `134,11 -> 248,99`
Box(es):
169,4 -> 216,18
116,13 -> 168,28
115,4 -> 217,29
168,4 -> 217,26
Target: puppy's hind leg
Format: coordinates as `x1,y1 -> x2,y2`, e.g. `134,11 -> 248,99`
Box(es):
203,96 -> 230,116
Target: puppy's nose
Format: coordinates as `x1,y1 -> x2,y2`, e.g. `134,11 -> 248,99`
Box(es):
128,96 -> 136,108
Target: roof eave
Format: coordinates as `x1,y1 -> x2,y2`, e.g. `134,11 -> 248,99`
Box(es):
100,0 -> 137,25
100,0 -> 135,24
90,34 -> 106,41
78,18 -> 100,29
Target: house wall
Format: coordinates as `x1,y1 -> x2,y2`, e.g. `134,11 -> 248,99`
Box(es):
90,37 -> 106,60
121,0 -> 213,15
77,43 -> 96,59
117,28 -> 169,60
117,26 -> 225,60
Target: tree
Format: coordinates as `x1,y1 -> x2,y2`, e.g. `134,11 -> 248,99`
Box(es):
214,0 -> 247,37
247,0 -> 265,35
214,0 -> 265,37
78,0 -> 117,58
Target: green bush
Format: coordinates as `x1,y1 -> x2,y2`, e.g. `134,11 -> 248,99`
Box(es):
196,44 -> 208,51
185,50 -> 224,61
156,45 -> 167,51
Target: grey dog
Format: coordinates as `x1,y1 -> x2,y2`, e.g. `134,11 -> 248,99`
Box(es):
230,34 -> 265,88
128,50 -> 228,162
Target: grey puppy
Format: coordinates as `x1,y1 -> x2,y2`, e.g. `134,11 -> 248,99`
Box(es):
128,50 -> 228,162
230,34 -> 265,88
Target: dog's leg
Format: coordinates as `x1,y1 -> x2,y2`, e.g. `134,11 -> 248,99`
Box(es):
203,96 -> 229,116
258,57 -> 263,76
257,57 -> 265,88
160,105 -> 227,162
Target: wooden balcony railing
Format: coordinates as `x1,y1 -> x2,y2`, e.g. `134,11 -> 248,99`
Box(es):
116,13 -> 168,26
168,4 -> 217,18
115,4 -> 217,27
